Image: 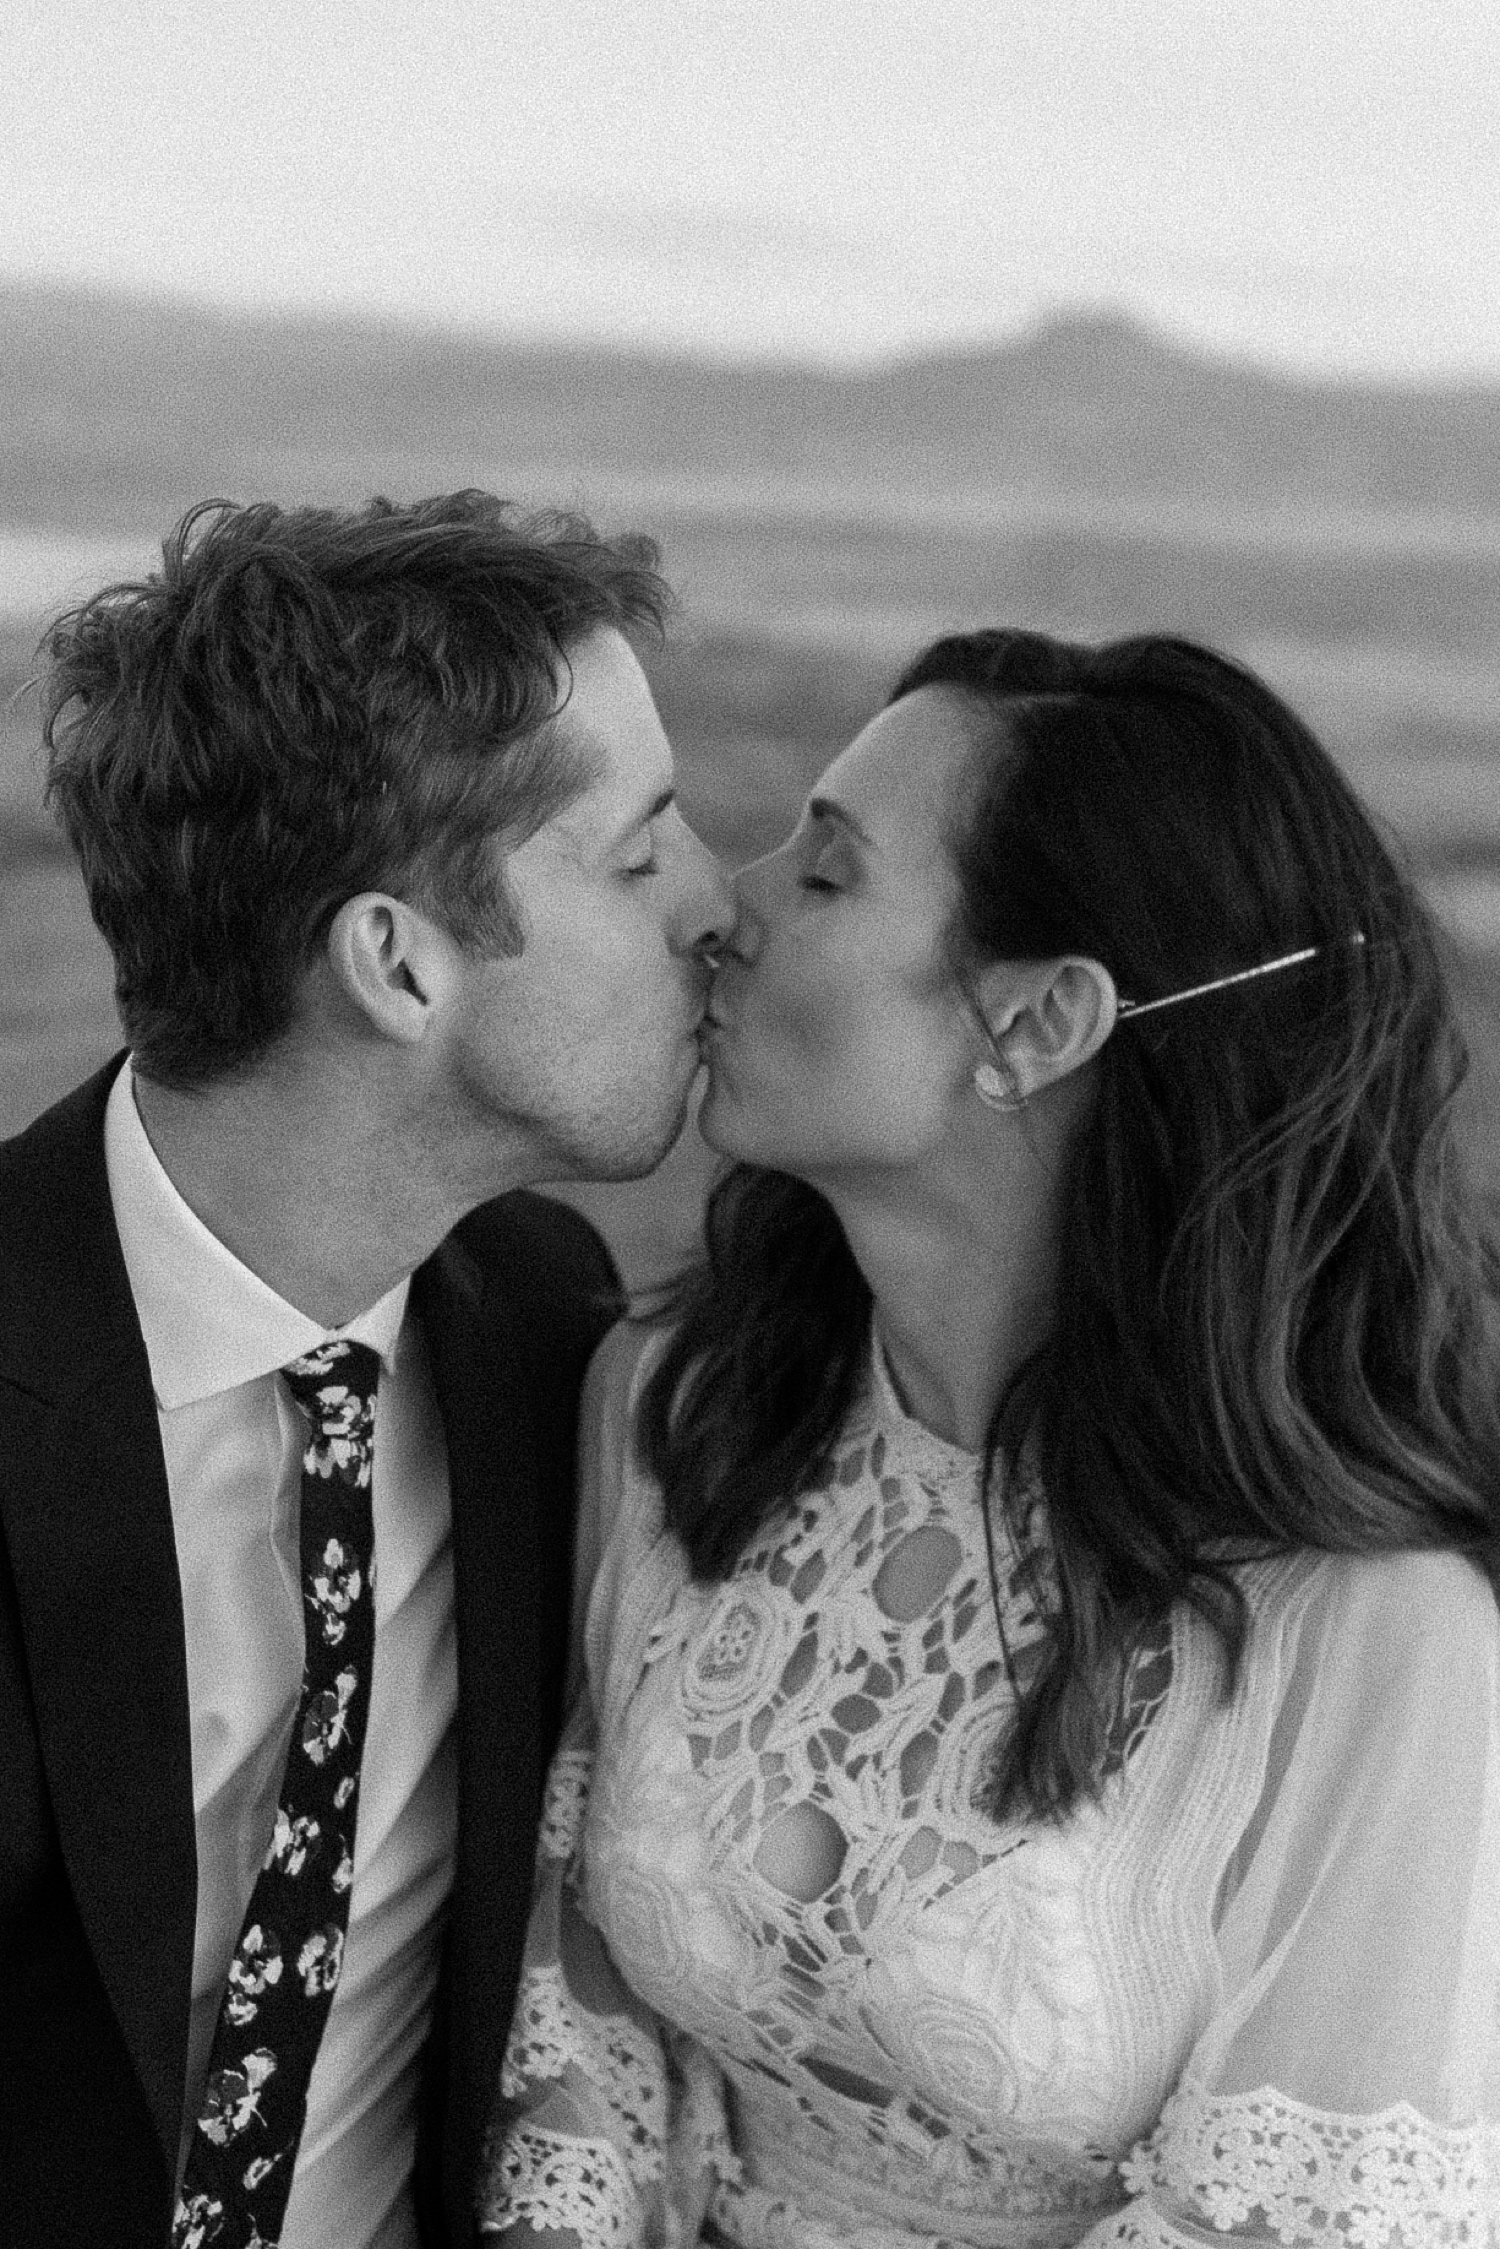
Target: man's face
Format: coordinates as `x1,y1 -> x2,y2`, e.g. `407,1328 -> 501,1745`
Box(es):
435,627 -> 733,1183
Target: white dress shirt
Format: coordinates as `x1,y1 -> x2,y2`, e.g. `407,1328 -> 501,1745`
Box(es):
104,1063 -> 459,2249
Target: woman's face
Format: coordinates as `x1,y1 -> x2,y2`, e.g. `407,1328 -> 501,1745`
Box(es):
699,687 -> 988,1179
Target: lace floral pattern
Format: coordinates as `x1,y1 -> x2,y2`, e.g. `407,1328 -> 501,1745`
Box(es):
540,1748 -> 595,1860
576,1346 -> 1177,2226
500,1958 -> 669,2183
482,2125 -> 638,2245
1122,2085 -> 1500,2247
482,1328 -> 1500,2248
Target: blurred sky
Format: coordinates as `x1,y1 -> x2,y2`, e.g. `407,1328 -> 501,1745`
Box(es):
4,0 -> 1498,376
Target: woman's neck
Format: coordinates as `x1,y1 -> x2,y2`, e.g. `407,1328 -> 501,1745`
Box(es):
819,1161 -> 1063,1452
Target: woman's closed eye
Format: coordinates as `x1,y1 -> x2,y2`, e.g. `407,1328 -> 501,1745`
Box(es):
798,838 -> 855,895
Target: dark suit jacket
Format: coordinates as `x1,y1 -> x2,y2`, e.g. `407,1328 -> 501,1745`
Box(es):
0,1059 -> 623,2248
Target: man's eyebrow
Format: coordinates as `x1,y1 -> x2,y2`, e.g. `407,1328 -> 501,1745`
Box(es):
807,795 -> 875,847
609,786 -> 676,847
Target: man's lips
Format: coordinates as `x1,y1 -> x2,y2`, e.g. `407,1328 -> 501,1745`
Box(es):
699,969 -> 738,1038
695,1009 -> 730,1058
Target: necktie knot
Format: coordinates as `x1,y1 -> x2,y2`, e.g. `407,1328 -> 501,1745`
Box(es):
282,1338 -> 382,1455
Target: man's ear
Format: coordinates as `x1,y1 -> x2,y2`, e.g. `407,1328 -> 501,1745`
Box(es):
975,956 -> 1118,1102
324,894 -> 450,1046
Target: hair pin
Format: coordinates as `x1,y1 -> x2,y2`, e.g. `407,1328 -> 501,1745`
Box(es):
1116,934 -> 1366,1021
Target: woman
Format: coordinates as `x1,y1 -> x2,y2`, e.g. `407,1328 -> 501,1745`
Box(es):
481,631 -> 1500,2247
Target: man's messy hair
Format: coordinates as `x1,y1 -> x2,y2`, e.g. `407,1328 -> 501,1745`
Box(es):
43,490 -> 671,1087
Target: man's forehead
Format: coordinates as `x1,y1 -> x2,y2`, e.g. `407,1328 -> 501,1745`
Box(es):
494,634 -> 665,875
548,710 -> 671,811
529,727 -> 673,867
554,626 -> 667,743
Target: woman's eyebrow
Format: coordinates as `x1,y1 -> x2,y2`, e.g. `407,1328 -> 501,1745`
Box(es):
806,795 -> 875,847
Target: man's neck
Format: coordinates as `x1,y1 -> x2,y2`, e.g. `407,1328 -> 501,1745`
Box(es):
130,1056 -> 519,1329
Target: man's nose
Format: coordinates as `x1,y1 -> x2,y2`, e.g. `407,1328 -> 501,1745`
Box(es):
713,856 -> 771,967
675,826 -> 736,957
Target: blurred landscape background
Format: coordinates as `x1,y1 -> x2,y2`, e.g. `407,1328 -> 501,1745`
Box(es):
3,277 -> 1498,1285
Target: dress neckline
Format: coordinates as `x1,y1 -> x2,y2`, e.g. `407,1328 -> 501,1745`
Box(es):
867,1319 -> 985,1473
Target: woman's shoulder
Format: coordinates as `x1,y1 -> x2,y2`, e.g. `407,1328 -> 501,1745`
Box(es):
1250,1540 -> 1497,1631
1241,1542 -> 1500,1724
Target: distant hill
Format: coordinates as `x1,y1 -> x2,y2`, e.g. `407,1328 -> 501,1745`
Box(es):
5,280 -> 1500,533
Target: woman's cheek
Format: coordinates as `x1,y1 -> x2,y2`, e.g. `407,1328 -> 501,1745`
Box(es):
777,975 -> 854,1073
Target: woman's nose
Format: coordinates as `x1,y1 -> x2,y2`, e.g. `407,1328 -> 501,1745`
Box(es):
720,858 -> 771,963
715,900 -> 760,967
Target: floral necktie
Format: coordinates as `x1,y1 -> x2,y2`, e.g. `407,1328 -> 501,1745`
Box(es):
172,1337 -> 381,2249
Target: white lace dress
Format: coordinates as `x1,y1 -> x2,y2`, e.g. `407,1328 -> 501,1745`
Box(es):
480,1326 -> 1500,2248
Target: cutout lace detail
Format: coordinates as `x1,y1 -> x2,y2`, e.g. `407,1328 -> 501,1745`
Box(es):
501,1960 -> 668,2186
1123,2084 -> 1499,2246
540,1747 -> 594,1860
479,2123 -> 637,2244
670,1404 -> 1049,1946
580,1351 -> 1174,2220
484,1326 -> 1500,2249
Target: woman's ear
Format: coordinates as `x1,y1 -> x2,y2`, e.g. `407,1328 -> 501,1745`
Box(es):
975,956 -> 1118,1103
323,893 -> 449,1046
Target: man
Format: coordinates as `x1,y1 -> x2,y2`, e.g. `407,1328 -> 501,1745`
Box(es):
0,492 -> 733,2248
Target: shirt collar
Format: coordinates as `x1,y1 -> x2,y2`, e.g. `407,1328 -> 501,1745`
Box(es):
104,1060 -> 410,1411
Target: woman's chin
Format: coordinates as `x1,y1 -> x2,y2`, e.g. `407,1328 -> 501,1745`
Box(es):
694,1075 -> 739,1156
695,1071 -> 766,1162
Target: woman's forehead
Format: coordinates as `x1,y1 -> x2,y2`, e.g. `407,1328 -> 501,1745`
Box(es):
813,687 -> 989,853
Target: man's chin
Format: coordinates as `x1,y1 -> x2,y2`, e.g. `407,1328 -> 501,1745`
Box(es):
579,1079 -> 699,1184
637,1078 -> 703,1176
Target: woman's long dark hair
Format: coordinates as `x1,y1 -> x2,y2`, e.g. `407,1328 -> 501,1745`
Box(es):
639,631 -> 1500,1820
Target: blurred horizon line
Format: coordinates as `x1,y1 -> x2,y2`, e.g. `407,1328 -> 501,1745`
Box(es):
8,266 -> 1500,398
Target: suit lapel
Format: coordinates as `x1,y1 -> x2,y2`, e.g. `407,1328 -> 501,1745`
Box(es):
0,1062 -> 197,2181
414,1232 -> 550,2205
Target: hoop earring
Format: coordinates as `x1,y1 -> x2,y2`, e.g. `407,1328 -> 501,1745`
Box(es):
973,1062 -> 1025,1111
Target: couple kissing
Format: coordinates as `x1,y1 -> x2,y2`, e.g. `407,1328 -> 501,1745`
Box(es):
2,490 -> 1496,2249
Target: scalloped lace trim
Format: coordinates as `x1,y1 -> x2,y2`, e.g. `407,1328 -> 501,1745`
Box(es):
1120,2084 -> 1499,2246
539,1746 -> 594,1860
478,2122 -> 638,2244
501,1960 -> 668,2187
